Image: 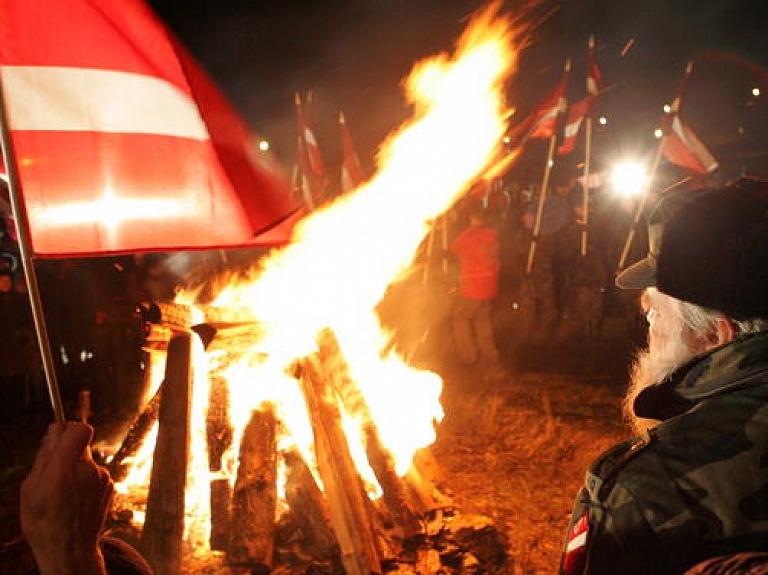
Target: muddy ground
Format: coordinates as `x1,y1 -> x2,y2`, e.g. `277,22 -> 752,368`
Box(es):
0,316 -> 641,574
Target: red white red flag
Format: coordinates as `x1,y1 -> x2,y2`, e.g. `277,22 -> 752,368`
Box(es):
0,0 -> 300,257
587,35 -> 601,99
508,61 -> 570,146
557,97 -> 591,156
295,92 -> 328,209
528,76 -> 568,140
662,115 -> 719,174
338,111 -> 363,193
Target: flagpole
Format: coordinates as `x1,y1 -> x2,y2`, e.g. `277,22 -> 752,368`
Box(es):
581,117 -> 593,257
617,61 -> 693,272
526,58 -> 570,274
581,35 -> 597,257
0,73 -> 65,424
526,134 -> 558,274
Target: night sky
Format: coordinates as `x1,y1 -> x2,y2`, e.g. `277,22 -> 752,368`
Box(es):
147,0 -> 768,184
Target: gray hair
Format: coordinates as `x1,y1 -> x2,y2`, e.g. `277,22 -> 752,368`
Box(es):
674,299 -> 768,345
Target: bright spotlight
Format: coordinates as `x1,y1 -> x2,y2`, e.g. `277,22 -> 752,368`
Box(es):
663,104 -> 671,113
654,128 -> 663,139
752,87 -> 761,97
610,160 -> 647,198
598,116 -> 608,125
258,139 -> 270,151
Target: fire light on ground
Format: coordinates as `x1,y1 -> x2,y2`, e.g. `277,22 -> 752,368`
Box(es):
113,3 -> 524,570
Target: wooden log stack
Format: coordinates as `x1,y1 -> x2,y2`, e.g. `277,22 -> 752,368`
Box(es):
128,306 -> 452,574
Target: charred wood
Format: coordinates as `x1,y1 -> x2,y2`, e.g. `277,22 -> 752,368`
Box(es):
227,406 -> 277,571
315,329 -> 422,538
299,357 -> 382,575
140,332 -> 192,575
107,382 -> 163,482
209,478 -> 232,552
283,449 -> 338,559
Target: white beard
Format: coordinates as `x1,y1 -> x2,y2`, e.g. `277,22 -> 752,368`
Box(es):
623,325 -> 706,435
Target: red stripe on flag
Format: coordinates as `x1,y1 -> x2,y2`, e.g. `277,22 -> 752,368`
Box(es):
11,131 -> 287,255
662,116 -> 718,175
0,0 -> 299,256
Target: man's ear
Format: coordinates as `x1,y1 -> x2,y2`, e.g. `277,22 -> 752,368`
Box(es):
713,316 -> 737,347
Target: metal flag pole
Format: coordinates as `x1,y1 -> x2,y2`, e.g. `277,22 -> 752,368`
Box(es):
525,134 -> 558,274
617,61 -> 693,272
0,71 -> 66,424
526,58 -> 571,274
581,113 -> 593,257
580,35 -> 597,257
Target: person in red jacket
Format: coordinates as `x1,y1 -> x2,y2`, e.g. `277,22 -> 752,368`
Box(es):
450,206 -> 508,380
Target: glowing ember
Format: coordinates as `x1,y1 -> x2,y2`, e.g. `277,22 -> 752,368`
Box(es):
114,3 -> 523,566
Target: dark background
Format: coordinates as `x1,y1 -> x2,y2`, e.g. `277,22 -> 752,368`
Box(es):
148,0 -> 768,185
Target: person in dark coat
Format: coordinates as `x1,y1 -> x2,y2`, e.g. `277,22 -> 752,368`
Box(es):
560,179 -> 768,574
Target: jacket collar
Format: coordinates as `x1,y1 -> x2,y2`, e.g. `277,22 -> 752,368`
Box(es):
634,331 -> 768,421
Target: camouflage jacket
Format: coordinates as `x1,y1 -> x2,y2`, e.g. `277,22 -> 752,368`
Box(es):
560,331 -> 768,575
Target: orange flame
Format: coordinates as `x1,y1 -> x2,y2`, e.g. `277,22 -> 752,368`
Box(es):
115,3 -> 523,560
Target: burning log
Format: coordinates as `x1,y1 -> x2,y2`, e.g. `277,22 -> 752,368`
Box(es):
283,449 -> 338,559
227,405 -> 278,572
404,448 -> 452,516
140,332 -> 192,575
107,382 -> 163,482
315,329 -> 422,539
299,357 -> 382,575
209,477 -> 232,552
206,374 -> 234,552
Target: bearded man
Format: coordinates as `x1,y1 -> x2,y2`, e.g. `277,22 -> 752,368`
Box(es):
559,178 -> 768,575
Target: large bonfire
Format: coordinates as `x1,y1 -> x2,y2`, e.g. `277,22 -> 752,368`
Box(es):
109,4 -> 526,573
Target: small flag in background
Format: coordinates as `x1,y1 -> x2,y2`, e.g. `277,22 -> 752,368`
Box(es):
557,97 -> 591,156
295,92 -> 329,209
0,0 -> 300,257
528,72 -> 569,140
662,115 -> 719,174
587,35 -> 602,99
339,111 -> 363,193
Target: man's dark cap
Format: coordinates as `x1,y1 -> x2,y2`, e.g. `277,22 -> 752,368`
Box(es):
616,178 -> 768,320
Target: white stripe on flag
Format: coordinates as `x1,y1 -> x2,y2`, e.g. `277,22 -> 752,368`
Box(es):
563,117 -> 584,138
0,65 -> 210,140
566,530 -> 587,553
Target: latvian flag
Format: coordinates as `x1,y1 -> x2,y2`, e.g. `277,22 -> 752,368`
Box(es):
0,0 -> 300,257
561,509 -> 590,575
662,115 -> 719,175
557,97 -> 591,156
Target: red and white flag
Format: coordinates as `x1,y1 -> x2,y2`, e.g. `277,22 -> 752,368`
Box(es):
0,0 -> 300,257
295,92 -> 328,209
557,97 -> 591,156
338,111 -> 363,193
662,115 -> 719,174
508,60 -> 570,146
587,35 -> 601,99
528,74 -> 569,140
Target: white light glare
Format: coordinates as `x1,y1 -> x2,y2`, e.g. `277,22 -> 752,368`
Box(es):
610,160 -> 647,198
663,104 -> 671,113
654,128 -> 663,139
752,87 -> 761,97
259,140 -> 270,151
598,116 -> 608,125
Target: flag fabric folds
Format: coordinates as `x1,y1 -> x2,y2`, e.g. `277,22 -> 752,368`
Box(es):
507,63 -> 570,147
295,92 -> 328,209
338,111 -> 363,193
662,115 -> 719,174
0,0 -> 300,257
528,74 -> 568,140
557,97 -> 591,156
